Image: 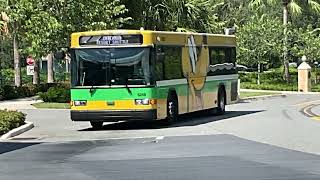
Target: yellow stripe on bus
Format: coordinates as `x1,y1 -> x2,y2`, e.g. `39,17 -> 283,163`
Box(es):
71,100 -> 157,111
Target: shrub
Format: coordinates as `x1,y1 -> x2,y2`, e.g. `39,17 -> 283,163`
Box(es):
39,85 -> 70,103
2,85 -> 19,100
0,86 -> 4,101
0,110 -> 26,135
241,82 -> 298,91
0,83 -> 70,101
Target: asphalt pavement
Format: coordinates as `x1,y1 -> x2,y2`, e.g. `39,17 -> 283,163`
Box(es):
1,94 -> 320,179
10,94 -> 320,155
1,134 -> 320,180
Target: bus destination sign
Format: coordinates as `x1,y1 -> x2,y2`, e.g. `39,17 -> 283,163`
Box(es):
80,35 -> 143,46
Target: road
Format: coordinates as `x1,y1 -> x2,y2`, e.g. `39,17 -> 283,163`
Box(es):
1,94 -> 320,179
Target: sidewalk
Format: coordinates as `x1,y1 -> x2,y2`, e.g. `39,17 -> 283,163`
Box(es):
0,96 -> 43,110
240,89 -> 320,95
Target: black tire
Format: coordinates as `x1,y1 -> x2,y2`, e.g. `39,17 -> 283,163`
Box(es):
90,121 -> 103,130
164,94 -> 179,125
217,88 -> 226,115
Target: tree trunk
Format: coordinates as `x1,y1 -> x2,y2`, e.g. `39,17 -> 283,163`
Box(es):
0,36 -> 3,85
13,34 -> 21,87
47,53 -> 54,83
283,3 -> 290,83
33,60 -> 40,85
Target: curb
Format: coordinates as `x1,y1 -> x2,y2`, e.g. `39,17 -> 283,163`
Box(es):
239,94 -> 287,102
240,89 -> 320,95
0,121 -> 34,140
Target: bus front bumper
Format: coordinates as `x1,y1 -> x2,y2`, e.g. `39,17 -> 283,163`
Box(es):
71,110 -> 157,122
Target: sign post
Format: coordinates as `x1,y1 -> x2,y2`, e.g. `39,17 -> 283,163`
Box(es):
27,65 -> 34,76
26,56 -> 35,76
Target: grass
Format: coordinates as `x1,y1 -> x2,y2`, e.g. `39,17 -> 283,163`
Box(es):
240,92 -> 279,98
32,102 -> 71,109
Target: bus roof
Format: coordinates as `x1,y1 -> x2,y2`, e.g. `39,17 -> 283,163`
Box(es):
71,29 -> 236,48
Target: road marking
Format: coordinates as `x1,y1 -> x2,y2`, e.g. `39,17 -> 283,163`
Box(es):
155,136 -> 164,140
301,104 -> 316,117
152,136 -> 165,143
294,99 -> 320,107
312,116 -> 320,121
300,103 -> 320,122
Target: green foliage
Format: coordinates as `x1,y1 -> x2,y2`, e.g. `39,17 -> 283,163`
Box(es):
240,67 -> 320,92
0,110 -> 26,135
2,0 -> 320,88
0,83 -> 53,100
39,85 -> 70,103
237,15 -> 283,67
241,82 -> 298,91
0,68 -> 48,85
290,25 -> 320,62
122,0 -> 224,33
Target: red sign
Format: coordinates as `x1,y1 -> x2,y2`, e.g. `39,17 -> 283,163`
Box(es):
26,56 -> 34,65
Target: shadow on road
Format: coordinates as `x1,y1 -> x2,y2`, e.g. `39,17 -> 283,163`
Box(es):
80,110 -> 264,131
0,142 -> 40,154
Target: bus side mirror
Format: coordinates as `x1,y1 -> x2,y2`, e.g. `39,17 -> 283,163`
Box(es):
54,51 -> 66,60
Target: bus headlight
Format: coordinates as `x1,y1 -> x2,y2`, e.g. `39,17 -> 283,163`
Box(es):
135,99 -> 150,105
135,99 -> 157,105
74,100 -> 87,106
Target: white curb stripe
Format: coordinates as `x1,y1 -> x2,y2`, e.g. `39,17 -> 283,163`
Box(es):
0,121 -> 34,140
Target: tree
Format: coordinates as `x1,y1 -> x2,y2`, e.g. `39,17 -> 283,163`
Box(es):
238,15 -> 283,68
122,0 -> 224,33
290,25 -> 320,62
7,0 -> 129,85
249,0 -> 320,82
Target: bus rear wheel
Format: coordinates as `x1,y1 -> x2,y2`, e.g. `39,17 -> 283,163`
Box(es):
90,121 -> 103,130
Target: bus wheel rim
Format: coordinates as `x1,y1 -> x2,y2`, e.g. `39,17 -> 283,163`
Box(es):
220,96 -> 225,111
168,101 -> 174,116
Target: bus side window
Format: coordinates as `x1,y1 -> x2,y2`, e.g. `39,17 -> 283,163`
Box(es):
155,47 -> 164,81
163,46 -> 183,80
226,47 -> 236,64
231,47 -> 236,64
209,48 -> 218,65
217,49 -> 226,64
210,48 -> 226,65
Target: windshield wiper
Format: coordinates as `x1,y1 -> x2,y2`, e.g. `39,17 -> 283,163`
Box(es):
81,72 -> 86,86
125,77 -> 132,95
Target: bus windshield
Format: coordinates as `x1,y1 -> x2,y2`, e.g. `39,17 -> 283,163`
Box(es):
71,48 -> 150,87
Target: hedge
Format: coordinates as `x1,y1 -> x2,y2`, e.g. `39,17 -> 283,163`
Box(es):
38,84 -> 70,103
0,83 -> 64,101
240,67 -> 320,92
0,110 -> 26,135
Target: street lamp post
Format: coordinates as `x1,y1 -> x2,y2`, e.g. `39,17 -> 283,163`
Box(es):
314,61 -> 319,84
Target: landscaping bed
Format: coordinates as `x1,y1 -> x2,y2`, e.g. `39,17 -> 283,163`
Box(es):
239,92 -> 279,98
32,102 -> 70,109
240,67 -> 320,92
0,110 -> 26,136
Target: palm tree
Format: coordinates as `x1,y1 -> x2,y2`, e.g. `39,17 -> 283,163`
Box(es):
1,1 -> 22,87
250,0 -> 320,83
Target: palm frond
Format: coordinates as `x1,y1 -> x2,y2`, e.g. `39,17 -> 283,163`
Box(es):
289,0 -> 302,15
308,0 -> 320,13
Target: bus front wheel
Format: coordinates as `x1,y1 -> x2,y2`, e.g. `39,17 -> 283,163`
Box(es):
90,121 -> 103,130
217,88 -> 226,115
164,95 -> 178,125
